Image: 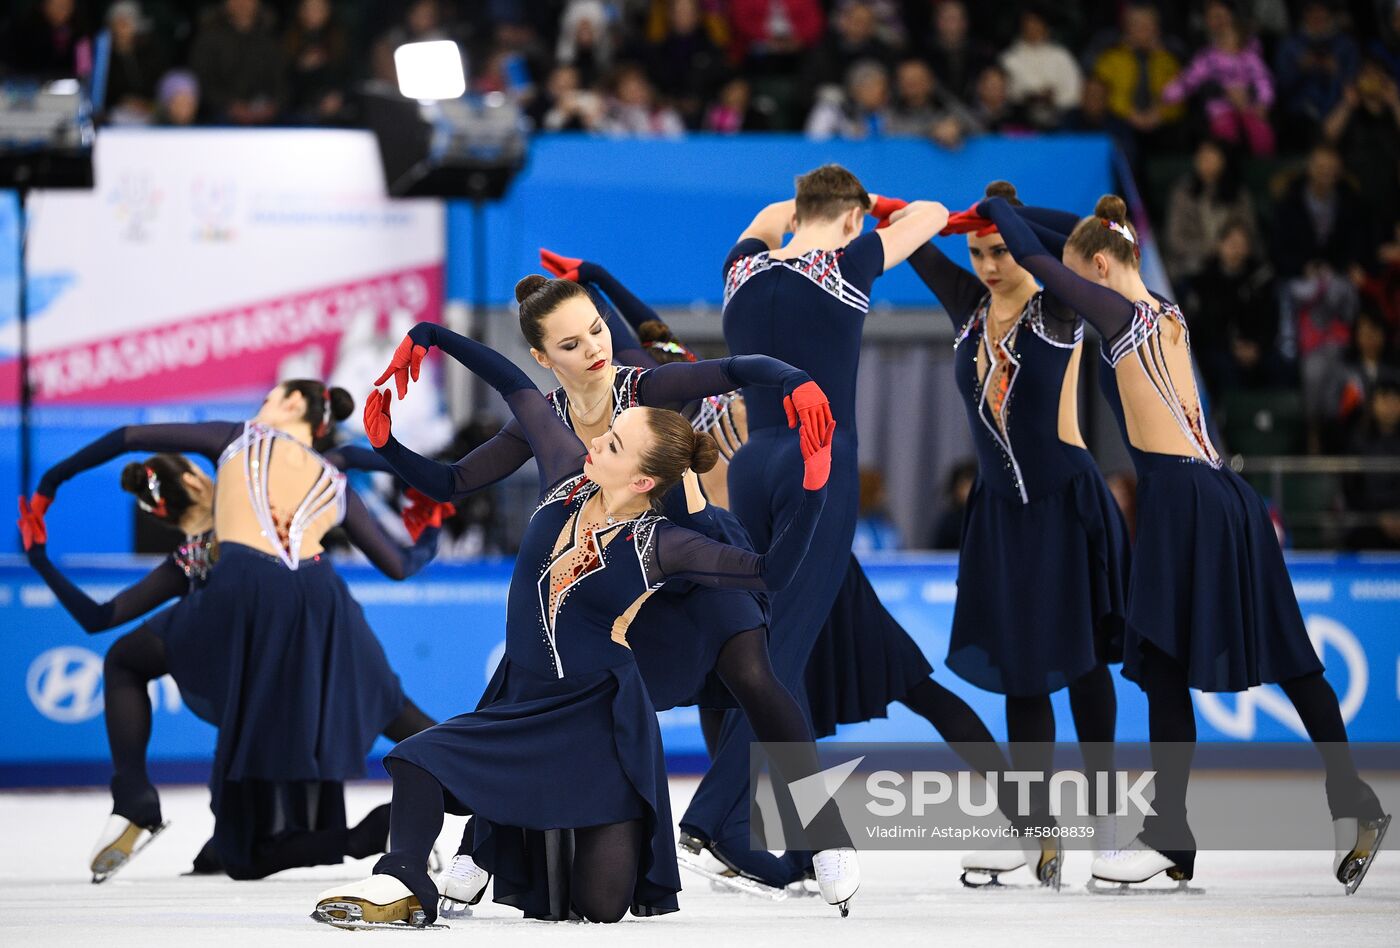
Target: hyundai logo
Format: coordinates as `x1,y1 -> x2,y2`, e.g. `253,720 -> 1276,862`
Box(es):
27,646 -> 105,723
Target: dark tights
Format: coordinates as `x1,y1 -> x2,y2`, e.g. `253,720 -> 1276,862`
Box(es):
1137,642 -> 1377,862
1004,664 -> 1119,817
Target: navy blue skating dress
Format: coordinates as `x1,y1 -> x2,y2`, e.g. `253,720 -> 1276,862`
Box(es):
905,238 -> 1130,696
579,258 -> 933,739
375,322 -> 828,920
380,325 -> 814,713
981,197 -> 1323,693
35,424 -> 439,871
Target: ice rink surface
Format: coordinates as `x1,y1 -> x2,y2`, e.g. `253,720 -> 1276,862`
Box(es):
2,778 -> 1396,947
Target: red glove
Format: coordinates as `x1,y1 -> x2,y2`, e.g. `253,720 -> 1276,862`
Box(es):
783,381 -> 834,448
363,389 -> 393,448
801,420 -> 836,491
29,493 -> 52,518
374,335 -> 428,401
869,195 -> 907,230
940,209 -> 996,237
539,248 -> 582,282
402,488 -> 456,541
18,496 -> 47,551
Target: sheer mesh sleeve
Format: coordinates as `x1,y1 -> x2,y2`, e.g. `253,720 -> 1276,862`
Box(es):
979,198 -> 1136,346
37,422 -> 242,499
323,444 -> 397,475
637,355 -> 808,410
403,322 -> 585,493
27,546 -> 188,634
340,488 -> 437,580
654,486 -> 825,591
579,262 -> 662,368
905,242 -> 987,329
376,423 -> 534,503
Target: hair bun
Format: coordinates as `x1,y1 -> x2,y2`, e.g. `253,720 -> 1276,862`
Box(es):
984,180 -> 1021,205
637,320 -> 675,345
120,462 -> 147,494
328,386 -> 354,422
690,432 -> 719,475
1094,194 -> 1129,225
515,274 -> 549,304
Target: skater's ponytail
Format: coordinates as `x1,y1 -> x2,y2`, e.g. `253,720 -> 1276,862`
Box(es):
638,319 -> 698,364
640,408 -> 718,505
1066,194 -> 1140,267
515,273 -> 591,350
121,454 -> 200,530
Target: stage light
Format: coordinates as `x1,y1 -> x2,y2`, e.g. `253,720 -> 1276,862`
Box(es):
393,40 -> 466,101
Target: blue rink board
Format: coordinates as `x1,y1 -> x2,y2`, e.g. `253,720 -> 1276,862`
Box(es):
1,553 -> 1397,787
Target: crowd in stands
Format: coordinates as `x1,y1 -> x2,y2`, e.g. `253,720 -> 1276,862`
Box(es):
3,0 -> 1398,547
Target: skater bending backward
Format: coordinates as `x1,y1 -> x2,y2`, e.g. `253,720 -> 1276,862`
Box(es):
20,382 -> 445,881
311,280 -> 839,928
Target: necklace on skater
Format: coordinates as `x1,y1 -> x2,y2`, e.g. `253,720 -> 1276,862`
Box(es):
569,374 -> 614,428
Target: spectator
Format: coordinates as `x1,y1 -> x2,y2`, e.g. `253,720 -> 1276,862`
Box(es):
919,0 -> 992,100
1162,0 -> 1275,156
641,0 -> 726,129
371,0 -> 453,85
1091,4 -> 1184,150
103,2 -> 168,126
1279,260 -> 1360,446
805,58 -> 891,139
727,0 -> 824,71
600,62 -> 684,137
1342,371 -> 1400,548
1323,57 -> 1400,244
1331,308 -> 1399,433
886,57 -> 980,147
1272,142 -> 1370,280
282,0 -> 348,125
853,468 -> 901,553
969,63 -> 1023,133
533,63 -> 605,131
927,458 -> 976,550
557,0 -> 616,88
1164,139 -> 1260,283
189,0 -> 284,125
1185,218 -> 1286,399
999,7 -> 1081,130
1274,0 -> 1359,148
1369,0 -> 1400,84
703,75 -> 770,132
804,1 -> 898,90
154,69 -> 199,126
1062,75 -> 1135,156
2,0 -> 93,78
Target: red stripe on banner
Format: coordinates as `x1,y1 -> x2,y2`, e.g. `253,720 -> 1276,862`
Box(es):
0,265 -> 443,403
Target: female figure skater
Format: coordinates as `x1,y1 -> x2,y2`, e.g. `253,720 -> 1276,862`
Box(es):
894,181 -> 1129,883
19,382 -> 446,881
19,449 -> 451,878
540,246 -> 1067,890
976,193 -> 1389,890
369,270 -> 864,904
312,283 -> 845,928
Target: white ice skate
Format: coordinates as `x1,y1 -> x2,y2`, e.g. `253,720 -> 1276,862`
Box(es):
1087,837 -> 1202,895
89,814 -> 170,884
1090,814 -> 1119,860
812,847 -> 859,917
436,854 -> 491,918
676,833 -> 788,901
1333,814 -> 1391,895
313,875 -> 446,929
961,837 -> 1061,890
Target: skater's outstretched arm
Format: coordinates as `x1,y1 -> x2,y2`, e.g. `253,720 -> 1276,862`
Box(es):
26,546 -> 190,634
979,198 -> 1137,344
655,419 -> 834,591
905,242 -> 989,328
340,489 -> 439,580
736,199 -> 797,250
372,323 -> 585,494
876,200 -> 950,271
36,422 -> 242,502
637,355 -> 812,412
323,444 -> 398,475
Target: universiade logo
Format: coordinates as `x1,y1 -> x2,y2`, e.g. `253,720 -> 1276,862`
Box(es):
787,757 -> 1158,828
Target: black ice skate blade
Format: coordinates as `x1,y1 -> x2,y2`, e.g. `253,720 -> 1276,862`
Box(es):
1342,813 -> 1391,896
1085,877 -> 1204,895
676,851 -> 789,901
311,909 -> 449,931
960,870 -> 1060,891
91,820 -> 171,884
